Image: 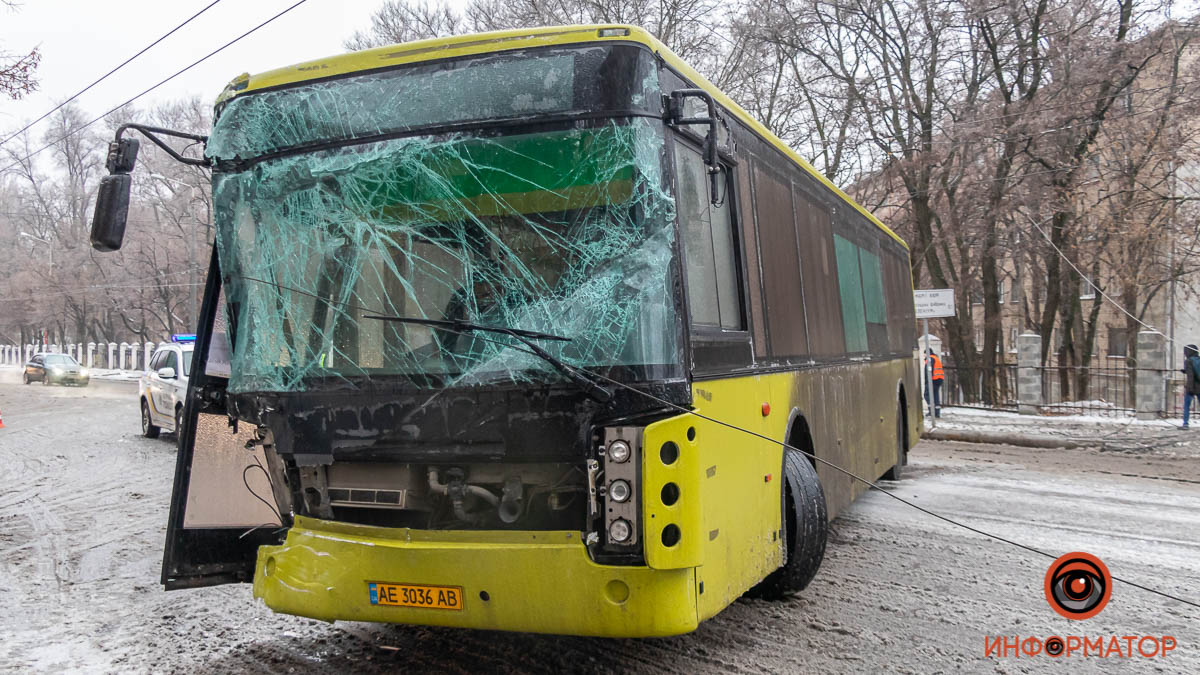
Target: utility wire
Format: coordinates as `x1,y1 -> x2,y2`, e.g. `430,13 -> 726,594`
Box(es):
0,0 -> 311,175
228,273 -> 1200,612
1024,214 -> 1175,346
0,0 -> 225,150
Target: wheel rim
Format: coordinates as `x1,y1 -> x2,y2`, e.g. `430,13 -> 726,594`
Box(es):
142,404 -> 150,433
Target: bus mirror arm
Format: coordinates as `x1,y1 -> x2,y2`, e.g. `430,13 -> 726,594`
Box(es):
91,124 -> 210,253
667,89 -> 722,205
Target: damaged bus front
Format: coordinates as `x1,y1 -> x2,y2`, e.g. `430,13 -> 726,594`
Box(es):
92,33 -> 706,636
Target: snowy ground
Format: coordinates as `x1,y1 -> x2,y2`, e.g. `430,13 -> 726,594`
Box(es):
0,372 -> 1198,673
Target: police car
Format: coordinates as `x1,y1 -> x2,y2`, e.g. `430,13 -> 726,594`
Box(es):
139,335 -> 195,438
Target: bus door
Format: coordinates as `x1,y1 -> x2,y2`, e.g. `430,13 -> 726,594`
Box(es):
162,248 -> 286,589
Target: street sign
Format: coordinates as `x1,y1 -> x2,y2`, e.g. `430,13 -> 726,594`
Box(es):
914,289 -> 955,319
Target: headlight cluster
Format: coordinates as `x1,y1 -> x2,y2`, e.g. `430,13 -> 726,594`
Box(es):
600,429 -> 640,548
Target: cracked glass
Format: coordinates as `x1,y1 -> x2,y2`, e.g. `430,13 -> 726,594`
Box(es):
206,46 -> 680,394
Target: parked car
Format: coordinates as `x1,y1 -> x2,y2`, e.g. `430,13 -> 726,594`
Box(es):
24,352 -> 90,386
138,336 -> 195,438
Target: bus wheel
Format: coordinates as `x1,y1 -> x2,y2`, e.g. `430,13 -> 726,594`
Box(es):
752,449 -> 827,599
883,401 -> 906,480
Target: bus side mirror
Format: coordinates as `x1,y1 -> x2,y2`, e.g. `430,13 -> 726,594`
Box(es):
91,174 -> 132,252
90,137 -> 140,252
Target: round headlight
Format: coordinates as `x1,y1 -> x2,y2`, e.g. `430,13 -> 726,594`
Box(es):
608,479 -> 631,503
609,518 -> 632,543
607,440 -> 631,463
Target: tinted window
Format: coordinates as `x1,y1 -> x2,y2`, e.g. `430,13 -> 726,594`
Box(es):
181,348 -> 194,376
834,234 -> 868,353
165,351 -> 179,373
44,354 -> 77,366
753,165 -> 807,357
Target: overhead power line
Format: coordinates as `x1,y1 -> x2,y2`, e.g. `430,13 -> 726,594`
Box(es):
0,0 -> 311,175
0,0 -> 225,150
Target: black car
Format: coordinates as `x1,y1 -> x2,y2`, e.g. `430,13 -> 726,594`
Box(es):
24,352 -> 90,386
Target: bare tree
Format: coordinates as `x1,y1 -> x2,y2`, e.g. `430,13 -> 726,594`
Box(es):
0,1 -> 39,100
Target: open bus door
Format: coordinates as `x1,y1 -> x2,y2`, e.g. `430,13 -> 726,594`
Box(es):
161,248 -> 286,589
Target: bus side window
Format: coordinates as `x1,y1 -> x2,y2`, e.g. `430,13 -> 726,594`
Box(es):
673,139 -> 742,330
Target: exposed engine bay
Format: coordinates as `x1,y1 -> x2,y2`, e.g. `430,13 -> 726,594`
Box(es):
198,383 -> 677,565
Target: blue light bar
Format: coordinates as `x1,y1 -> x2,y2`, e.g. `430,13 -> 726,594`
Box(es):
172,333 -> 196,343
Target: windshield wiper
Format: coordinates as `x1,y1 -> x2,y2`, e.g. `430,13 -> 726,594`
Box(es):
363,315 -> 613,403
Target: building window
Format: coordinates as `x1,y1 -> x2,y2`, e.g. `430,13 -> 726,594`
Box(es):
1108,327 -> 1128,358
1080,281 -> 1097,300
997,280 -> 1005,304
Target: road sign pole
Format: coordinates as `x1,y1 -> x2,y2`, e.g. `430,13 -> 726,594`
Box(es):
924,318 -> 935,430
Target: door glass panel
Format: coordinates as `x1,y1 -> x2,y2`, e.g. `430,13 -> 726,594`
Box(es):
673,140 -> 741,329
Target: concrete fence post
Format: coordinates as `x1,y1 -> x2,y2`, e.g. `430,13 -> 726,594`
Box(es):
1136,331 -> 1167,420
1017,333 -> 1043,415
106,343 -> 115,369
87,343 -> 96,368
144,342 -> 154,371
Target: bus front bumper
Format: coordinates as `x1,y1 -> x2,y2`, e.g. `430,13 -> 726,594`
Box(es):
252,516 -> 699,637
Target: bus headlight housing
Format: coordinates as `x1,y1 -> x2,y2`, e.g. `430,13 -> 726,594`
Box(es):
597,427 -> 641,550
608,479 -> 631,503
607,440 -> 631,463
608,518 -> 632,542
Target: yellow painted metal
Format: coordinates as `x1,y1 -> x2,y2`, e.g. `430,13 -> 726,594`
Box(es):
253,516 -> 698,637
641,415 -> 704,569
638,361 -> 918,621
687,376 -> 786,620
214,24 -> 906,249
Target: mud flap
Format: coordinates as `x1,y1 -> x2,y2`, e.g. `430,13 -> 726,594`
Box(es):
162,248 -> 284,589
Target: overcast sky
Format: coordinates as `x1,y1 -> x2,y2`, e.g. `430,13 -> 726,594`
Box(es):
2,0 -> 464,137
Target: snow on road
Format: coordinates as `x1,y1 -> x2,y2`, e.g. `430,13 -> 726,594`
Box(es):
0,373 -> 1197,673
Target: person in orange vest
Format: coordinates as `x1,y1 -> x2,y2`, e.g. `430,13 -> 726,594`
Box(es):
925,348 -> 945,418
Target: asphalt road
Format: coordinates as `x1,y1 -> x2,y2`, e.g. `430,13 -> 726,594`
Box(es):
0,370 -> 1197,673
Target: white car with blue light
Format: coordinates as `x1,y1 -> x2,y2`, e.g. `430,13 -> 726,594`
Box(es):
138,335 -> 195,438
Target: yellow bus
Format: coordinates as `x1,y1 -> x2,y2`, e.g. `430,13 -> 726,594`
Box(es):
91,24 -> 920,637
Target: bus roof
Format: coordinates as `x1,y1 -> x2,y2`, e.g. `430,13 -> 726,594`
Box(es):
218,25 -> 906,249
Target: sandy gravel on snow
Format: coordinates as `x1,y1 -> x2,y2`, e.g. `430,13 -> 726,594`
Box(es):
0,373 -> 1197,673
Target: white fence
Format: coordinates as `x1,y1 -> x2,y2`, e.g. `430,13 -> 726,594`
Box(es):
0,341 -> 169,371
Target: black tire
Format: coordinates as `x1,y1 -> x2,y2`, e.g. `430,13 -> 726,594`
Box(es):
174,406 -> 184,437
141,400 -> 161,439
753,449 -> 828,599
883,401 -> 907,480
42,373 -> 50,386
23,372 -> 30,385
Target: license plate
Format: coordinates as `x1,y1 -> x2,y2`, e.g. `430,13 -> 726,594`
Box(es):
368,582 -> 464,610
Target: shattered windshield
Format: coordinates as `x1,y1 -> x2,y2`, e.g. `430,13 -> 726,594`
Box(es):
209,47 -> 679,394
